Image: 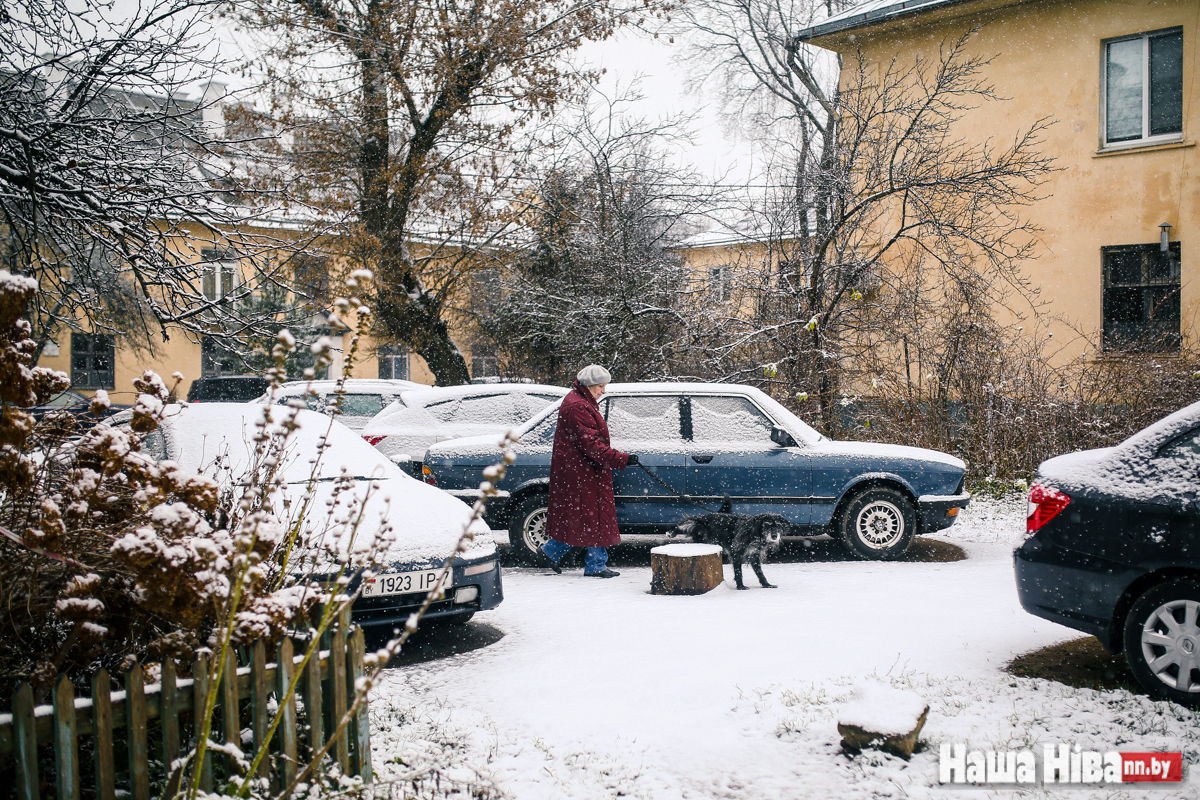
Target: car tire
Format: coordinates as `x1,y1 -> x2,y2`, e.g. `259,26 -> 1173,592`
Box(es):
837,487 -> 916,560
509,493 -> 551,565
1123,579 -> 1200,706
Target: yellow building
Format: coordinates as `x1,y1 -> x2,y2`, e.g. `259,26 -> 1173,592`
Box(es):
794,0 -> 1198,360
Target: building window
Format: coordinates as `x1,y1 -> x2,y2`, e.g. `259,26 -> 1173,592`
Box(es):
710,265 -> 731,302
471,341 -> 499,380
71,333 -> 114,389
201,248 -> 240,300
1103,28 -> 1183,147
1102,242 -> 1181,351
378,344 -> 409,381
201,335 -> 241,377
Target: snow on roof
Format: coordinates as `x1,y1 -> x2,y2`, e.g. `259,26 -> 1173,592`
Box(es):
793,0 -> 976,42
398,383 -> 567,405
267,378 -> 427,397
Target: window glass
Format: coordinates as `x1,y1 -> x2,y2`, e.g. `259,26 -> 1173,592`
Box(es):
446,393 -> 529,426
521,413 -> 558,445
336,394 -> 385,418
606,395 -> 683,443
1106,38 -> 1143,142
1102,242 -> 1182,351
690,396 -> 775,445
1158,428 -> 1200,463
422,398 -> 459,423
1150,31 -> 1183,135
70,333 -> 115,389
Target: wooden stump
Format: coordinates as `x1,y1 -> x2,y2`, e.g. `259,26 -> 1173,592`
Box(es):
649,543 -> 724,595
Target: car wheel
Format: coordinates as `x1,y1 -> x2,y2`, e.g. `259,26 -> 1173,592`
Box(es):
509,493 -> 551,564
1123,580 -> 1200,706
838,487 -> 916,560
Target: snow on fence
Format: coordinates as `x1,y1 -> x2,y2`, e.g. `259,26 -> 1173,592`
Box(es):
0,611 -> 372,800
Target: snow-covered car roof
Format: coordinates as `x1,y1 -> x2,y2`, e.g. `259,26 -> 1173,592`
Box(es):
392,382 -> 566,408
148,403 -> 493,563
255,378 -> 426,402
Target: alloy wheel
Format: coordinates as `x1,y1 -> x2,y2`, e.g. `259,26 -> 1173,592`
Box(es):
855,500 -> 905,550
1141,598 -> 1200,693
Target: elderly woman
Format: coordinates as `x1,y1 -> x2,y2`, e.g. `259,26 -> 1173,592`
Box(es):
541,365 -> 638,578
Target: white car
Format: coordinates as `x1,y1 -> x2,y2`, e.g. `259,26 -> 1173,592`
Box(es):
361,383 -> 567,468
139,402 -> 501,627
256,378 -> 426,432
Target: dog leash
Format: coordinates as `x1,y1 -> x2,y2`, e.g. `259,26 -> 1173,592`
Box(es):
633,461 -> 722,514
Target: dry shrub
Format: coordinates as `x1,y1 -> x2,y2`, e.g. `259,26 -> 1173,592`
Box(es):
836,318 -> 1199,487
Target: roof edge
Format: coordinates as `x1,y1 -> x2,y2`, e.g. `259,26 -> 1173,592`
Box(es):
793,0 -> 980,43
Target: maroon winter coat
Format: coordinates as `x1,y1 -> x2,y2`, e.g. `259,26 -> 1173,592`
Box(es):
546,381 -> 631,547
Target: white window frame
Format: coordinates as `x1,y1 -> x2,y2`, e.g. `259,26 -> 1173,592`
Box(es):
709,264 -> 731,302
200,249 -> 241,301
1100,27 -> 1185,151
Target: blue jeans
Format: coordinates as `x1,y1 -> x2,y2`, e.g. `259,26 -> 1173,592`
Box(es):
542,539 -> 609,574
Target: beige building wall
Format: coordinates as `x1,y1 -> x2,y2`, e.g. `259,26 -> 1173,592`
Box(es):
32,220 -> 456,400
807,0 -> 1200,362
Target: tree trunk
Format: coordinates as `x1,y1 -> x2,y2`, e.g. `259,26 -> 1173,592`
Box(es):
650,544 -> 724,595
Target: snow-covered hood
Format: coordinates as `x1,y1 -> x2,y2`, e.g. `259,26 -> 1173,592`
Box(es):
808,440 -> 965,470
426,434 -> 506,461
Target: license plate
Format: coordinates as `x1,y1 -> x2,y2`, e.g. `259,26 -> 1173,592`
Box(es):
361,569 -> 445,598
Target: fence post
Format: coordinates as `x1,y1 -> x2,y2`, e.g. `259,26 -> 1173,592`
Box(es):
303,630 -> 324,757
192,653 -> 213,793
348,626 -> 372,783
126,663 -> 149,800
251,640 -> 270,782
53,675 -> 80,800
13,683 -> 38,800
160,659 -> 180,797
91,670 -> 115,800
330,611 -> 350,774
222,648 -> 240,777
276,637 -> 298,788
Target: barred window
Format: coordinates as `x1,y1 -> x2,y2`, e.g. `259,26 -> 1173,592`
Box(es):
71,333 -> 115,389
1102,242 -> 1181,351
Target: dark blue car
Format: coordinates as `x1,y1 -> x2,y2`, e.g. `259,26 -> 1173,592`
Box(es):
422,383 -> 970,562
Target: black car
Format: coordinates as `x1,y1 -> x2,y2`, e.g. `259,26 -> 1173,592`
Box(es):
186,376 -> 270,403
1015,399 -> 1200,705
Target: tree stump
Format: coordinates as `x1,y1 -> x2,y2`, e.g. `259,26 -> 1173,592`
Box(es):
836,683 -> 929,759
649,543 -> 724,595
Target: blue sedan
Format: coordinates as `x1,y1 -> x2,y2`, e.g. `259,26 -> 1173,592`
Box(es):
421,383 -> 970,562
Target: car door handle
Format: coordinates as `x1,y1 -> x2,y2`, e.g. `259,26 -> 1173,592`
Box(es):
691,455 -> 714,464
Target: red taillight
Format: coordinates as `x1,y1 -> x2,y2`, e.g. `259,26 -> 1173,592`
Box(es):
422,465 -> 437,486
1027,483 -> 1071,534
363,435 -> 386,446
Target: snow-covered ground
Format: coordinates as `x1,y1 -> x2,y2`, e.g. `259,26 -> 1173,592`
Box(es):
369,498 -> 1199,798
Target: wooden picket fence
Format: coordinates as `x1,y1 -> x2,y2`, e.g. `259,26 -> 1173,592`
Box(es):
0,614 -> 372,800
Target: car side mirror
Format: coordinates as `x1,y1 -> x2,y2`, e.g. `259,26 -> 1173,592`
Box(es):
771,426 -> 797,448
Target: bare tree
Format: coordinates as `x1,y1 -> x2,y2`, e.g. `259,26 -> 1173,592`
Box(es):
0,0 -> 308,358
476,91 -> 722,382
678,10 -> 1056,431
237,0 -> 675,385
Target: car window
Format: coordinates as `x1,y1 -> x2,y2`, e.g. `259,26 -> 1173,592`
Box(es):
422,397 -> 459,423
335,393 -> 385,418
1157,427 -> 1200,463
520,412 -> 558,445
690,395 -> 775,445
444,393 -> 529,426
606,395 -> 683,443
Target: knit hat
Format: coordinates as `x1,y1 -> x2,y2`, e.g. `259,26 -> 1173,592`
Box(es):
576,364 -> 612,386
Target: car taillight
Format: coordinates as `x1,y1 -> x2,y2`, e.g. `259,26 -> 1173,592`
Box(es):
1027,483 -> 1070,534
363,435 -> 386,446
422,465 -> 437,486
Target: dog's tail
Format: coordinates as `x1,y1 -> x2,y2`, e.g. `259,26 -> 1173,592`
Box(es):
718,495 -> 732,514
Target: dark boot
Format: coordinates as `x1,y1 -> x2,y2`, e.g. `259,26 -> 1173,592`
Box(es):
586,569 -> 620,578
538,551 -> 562,574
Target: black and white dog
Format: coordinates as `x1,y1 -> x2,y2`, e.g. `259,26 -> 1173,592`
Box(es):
672,498 -> 790,589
